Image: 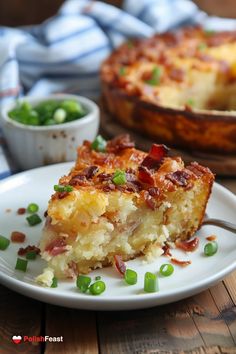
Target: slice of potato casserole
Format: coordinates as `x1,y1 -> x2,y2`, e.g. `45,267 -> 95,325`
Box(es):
39,135 -> 214,279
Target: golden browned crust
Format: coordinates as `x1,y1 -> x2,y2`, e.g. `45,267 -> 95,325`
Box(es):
101,26 -> 236,154
53,135 -> 214,208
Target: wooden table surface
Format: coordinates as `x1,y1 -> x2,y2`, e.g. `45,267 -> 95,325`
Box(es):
0,180 -> 235,354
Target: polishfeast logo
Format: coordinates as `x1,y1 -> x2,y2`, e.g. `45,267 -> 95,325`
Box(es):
12,335 -> 63,344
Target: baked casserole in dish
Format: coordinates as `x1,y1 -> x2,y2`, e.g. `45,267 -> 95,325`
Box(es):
101,27 -> 236,154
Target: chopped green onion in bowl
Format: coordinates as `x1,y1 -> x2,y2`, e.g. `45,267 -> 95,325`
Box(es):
8,99 -> 87,126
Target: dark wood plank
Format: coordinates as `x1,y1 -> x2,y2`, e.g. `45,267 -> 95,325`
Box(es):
224,272 -> 236,305
210,282 -> 236,344
97,301 -> 205,353
133,347 -> 236,353
186,290 -> 235,347
45,305 -> 98,354
0,284 -> 42,354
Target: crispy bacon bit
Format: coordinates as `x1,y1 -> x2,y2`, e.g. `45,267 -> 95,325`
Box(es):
148,144 -> 169,163
176,237 -> 199,252
143,191 -> 156,210
166,170 -> 191,187
187,162 -> 212,177
69,174 -> 87,186
106,134 -> 135,153
83,140 -> 92,148
102,183 -> 116,192
169,68 -> 185,82
11,231 -> 26,243
97,173 -> 113,181
18,245 -> 40,256
162,243 -> 172,257
58,192 -> 69,199
83,165 -> 99,179
141,70 -> 152,81
114,255 -> 126,275
206,235 -> 217,241
141,144 -> 169,170
138,166 -> 154,185
93,154 -> 110,166
17,208 -> 26,215
171,258 -> 191,267
126,168 -> 136,174
126,181 -> 142,193
148,187 -> 160,197
45,238 -> 67,256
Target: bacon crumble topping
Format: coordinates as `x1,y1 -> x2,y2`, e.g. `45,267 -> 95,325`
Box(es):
18,245 -> 40,256
106,134 -> 135,153
51,135 -> 213,210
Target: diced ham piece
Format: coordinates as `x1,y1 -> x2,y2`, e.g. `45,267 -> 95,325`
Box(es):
114,255 -> 126,275
176,237 -> 199,252
162,243 -> 172,257
45,238 -> 67,256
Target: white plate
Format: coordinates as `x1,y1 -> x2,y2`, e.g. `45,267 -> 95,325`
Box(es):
0,163 -> 236,311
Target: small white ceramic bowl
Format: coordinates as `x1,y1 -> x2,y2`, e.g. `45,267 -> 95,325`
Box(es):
1,94 -> 99,170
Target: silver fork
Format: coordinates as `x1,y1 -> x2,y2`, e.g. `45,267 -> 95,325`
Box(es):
202,213 -> 236,234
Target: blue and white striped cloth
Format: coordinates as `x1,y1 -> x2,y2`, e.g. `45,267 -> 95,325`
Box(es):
1,0 -> 236,179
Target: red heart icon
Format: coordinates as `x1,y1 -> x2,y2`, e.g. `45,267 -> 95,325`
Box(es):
12,335 -> 22,344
